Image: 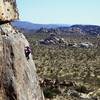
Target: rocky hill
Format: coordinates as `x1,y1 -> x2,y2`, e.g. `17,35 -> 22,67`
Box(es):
12,21 -> 100,36
70,25 -> 100,36
0,0 -> 44,100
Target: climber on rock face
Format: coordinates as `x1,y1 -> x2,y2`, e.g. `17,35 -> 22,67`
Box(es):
24,46 -> 31,60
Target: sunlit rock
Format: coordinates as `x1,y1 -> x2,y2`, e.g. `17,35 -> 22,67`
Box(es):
0,23 -> 44,100
0,0 -> 19,21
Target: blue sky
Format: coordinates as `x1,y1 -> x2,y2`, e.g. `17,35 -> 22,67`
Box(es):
17,0 -> 100,25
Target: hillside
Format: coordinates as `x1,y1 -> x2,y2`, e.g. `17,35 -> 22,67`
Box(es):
27,33 -> 100,100
12,21 -> 100,37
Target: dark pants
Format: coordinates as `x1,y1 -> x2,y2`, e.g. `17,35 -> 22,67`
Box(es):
25,52 -> 30,60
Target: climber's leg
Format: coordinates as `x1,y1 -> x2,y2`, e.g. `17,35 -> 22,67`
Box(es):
25,52 -> 30,60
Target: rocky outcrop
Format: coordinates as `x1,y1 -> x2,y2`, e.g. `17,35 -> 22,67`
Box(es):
0,0 -> 19,21
0,24 -> 44,100
39,33 -> 66,45
0,0 -> 44,100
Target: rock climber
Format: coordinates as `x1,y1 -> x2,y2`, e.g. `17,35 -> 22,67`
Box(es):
24,46 -> 31,60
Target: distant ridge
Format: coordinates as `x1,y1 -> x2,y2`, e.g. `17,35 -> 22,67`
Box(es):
12,21 -> 70,30
12,21 -> 100,36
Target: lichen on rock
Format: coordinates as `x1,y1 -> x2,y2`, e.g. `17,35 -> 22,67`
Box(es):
0,0 -> 19,21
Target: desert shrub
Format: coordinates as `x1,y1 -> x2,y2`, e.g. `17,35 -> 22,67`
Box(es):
26,35 -> 100,99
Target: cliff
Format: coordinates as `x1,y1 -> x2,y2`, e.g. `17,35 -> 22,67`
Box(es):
0,0 -> 44,100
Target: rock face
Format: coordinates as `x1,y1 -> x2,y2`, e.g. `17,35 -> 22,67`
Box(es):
0,24 -> 44,100
0,0 -> 19,21
0,0 -> 44,100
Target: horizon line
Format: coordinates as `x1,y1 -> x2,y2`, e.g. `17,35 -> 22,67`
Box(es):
14,20 -> 100,26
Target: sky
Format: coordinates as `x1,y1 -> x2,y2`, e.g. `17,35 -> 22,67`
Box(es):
16,0 -> 100,25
